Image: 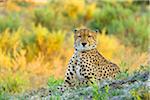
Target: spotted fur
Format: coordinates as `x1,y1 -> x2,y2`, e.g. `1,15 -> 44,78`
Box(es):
59,28 -> 120,92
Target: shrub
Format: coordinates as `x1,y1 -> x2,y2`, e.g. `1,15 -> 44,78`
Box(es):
88,2 -> 149,51
15,0 -> 31,7
0,12 -> 21,33
0,74 -> 29,94
33,6 -> 64,31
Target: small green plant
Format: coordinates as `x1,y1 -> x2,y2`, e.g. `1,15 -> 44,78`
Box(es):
50,95 -> 61,100
92,82 -> 110,100
111,89 -> 123,96
47,76 -> 63,99
130,89 -> 141,100
0,92 -> 10,100
116,70 -> 129,79
92,82 -> 100,100
47,76 -> 63,91
0,74 -> 28,95
116,61 -> 129,79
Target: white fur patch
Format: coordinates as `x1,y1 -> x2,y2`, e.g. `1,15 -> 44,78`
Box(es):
76,65 -> 84,81
75,56 -> 85,81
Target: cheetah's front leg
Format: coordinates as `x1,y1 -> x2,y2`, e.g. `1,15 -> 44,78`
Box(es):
58,57 -> 78,92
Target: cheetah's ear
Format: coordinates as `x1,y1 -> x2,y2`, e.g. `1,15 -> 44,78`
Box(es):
73,29 -> 78,33
95,29 -> 99,33
95,29 -> 102,34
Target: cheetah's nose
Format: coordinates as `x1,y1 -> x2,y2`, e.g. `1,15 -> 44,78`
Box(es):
82,43 -> 87,47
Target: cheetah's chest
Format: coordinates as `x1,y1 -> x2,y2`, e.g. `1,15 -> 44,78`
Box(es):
75,53 -> 92,80
75,56 -> 84,81
76,65 -> 83,81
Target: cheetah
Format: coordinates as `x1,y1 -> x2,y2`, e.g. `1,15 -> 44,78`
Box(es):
59,28 -> 120,92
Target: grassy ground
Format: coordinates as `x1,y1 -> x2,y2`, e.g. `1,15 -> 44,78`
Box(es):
1,66 -> 149,100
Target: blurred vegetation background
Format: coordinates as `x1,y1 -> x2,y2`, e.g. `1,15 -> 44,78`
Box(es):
0,0 -> 149,95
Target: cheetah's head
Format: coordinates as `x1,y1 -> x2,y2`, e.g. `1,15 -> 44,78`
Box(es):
73,28 -> 98,51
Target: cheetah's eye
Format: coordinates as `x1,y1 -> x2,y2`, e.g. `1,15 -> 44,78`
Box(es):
78,36 -> 81,38
88,35 -> 92,38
